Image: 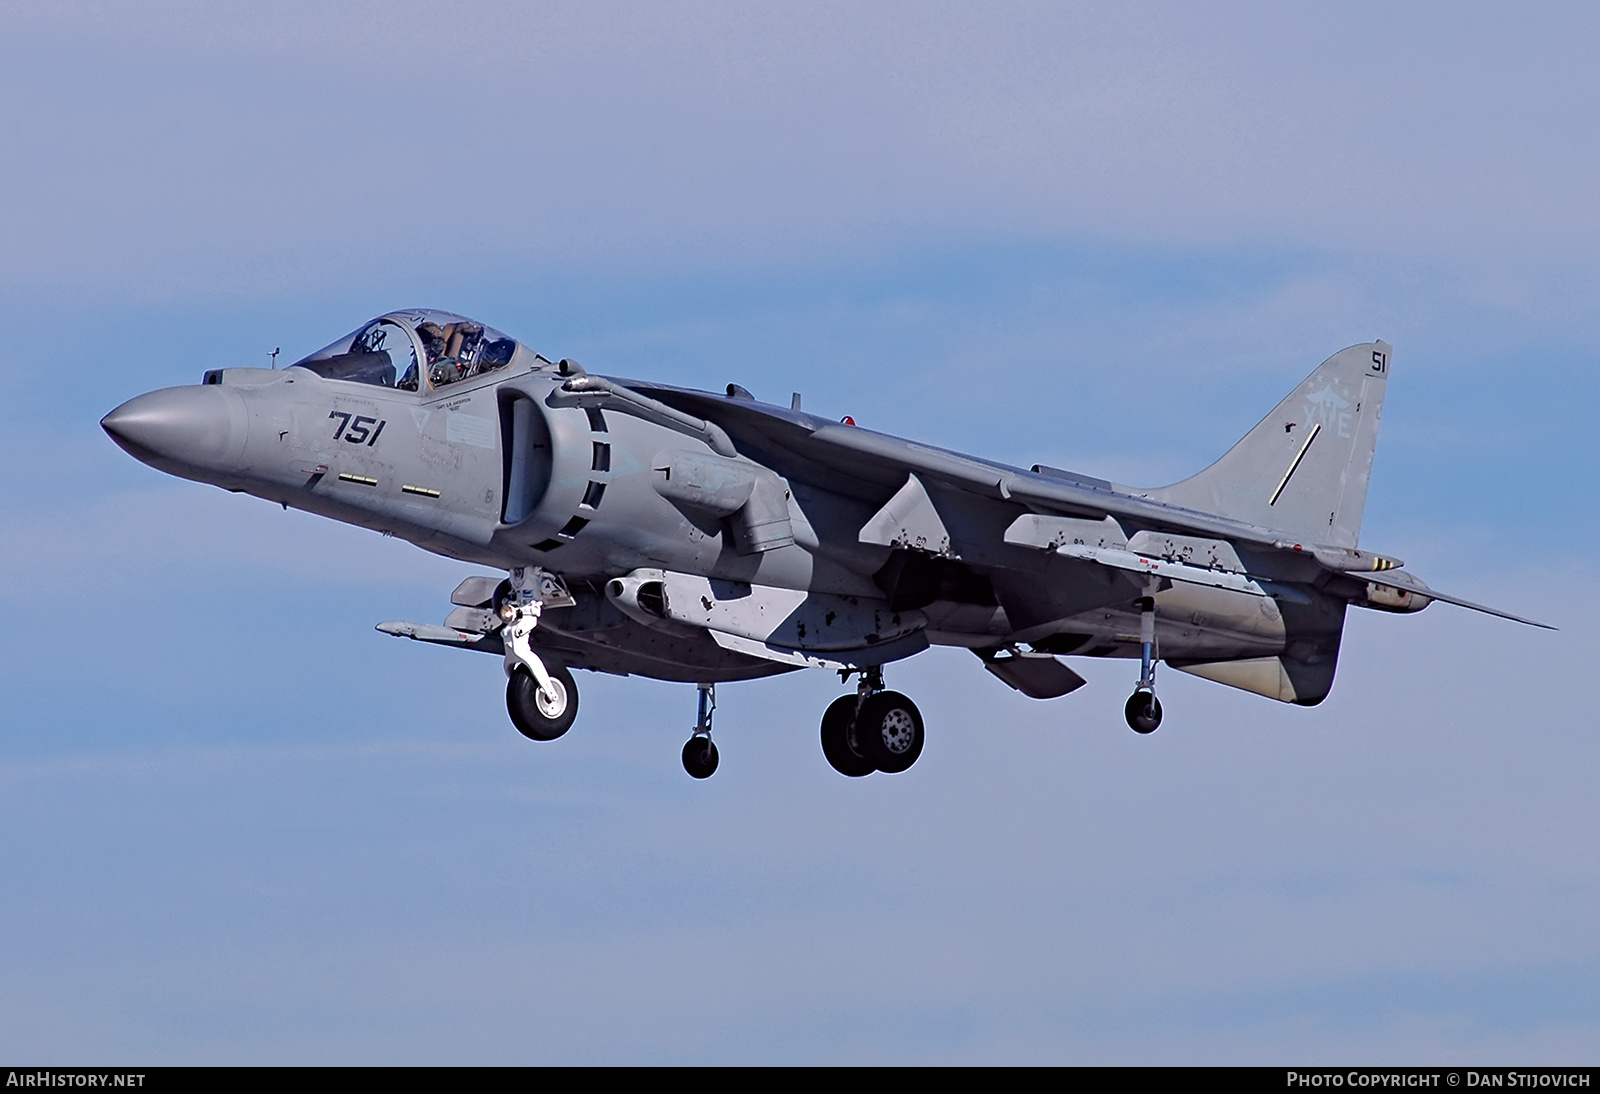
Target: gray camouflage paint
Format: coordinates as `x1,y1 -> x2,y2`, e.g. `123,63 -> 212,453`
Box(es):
101,317 -> 1540,712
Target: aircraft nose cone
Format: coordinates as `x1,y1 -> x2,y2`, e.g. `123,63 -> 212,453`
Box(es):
101,385 -> 247,473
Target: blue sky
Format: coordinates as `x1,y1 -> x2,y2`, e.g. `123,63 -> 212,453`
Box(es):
0,2 -> 1596,1063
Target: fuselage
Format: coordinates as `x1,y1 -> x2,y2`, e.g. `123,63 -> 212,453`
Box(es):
101,310 -> 1347,694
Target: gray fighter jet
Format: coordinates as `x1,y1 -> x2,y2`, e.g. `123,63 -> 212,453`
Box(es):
101,309 -> 1546,779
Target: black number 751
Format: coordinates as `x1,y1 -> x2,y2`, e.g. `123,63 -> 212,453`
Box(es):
329,411 -> 386,446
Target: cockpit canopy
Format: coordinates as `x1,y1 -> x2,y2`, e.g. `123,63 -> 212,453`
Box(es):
289,310 -> 518,391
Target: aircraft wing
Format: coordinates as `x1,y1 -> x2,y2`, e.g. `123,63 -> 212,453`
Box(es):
376,619 -> 506,651
627,380 -> 1286,546
805,420 -> 1291,543
625,379 -> 1551,630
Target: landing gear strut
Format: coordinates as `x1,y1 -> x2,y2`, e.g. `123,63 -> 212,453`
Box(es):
819,666 -> 924,776
682,682 -> 719,779
501,568 -> 579,741
1125,590 -> 1163,734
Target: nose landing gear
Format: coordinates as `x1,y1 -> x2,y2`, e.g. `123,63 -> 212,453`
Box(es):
500,571 -> 580,741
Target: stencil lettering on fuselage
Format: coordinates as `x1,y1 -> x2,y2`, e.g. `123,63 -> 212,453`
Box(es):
446,413 -> 496,449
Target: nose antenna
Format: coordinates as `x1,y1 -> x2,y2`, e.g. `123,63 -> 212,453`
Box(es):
269,347 -> 280,369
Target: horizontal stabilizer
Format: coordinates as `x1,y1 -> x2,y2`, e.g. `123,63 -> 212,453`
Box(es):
1364,571 -> 1554,629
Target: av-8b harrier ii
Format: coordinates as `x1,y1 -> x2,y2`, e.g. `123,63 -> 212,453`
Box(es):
101,309 -> 1546,779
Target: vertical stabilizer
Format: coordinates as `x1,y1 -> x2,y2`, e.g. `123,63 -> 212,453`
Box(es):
1147,342 -> 1391,548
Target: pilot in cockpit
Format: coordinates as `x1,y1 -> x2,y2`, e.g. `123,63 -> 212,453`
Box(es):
419,320 -> 485,388
295,311 -> 517,392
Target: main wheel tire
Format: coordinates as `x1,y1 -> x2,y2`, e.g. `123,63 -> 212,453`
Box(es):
820,694 -> 876,777
855,690 -> 924,773
1124,690 -> 1162,734
506,662 -> 579,741
682,736 -> 719,779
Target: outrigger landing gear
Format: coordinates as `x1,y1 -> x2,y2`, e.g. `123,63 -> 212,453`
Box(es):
501,567 -> 579,741
682,682 -> 719,779
1125,589 -> 1163,734
820,667 -> 925,777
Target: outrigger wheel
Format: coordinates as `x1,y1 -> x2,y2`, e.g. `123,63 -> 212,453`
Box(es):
1124,689 -> 1162,734
681,682 -> 719,778
682,736 -> 719,779
1125,588 -> 1163,734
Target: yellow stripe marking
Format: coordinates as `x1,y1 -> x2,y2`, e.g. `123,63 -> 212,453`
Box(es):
402,485 -> 441,498
337,473 -> 378,486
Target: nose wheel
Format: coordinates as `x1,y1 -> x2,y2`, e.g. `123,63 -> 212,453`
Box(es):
507,661 -> 579,740
682,735 -> 719,779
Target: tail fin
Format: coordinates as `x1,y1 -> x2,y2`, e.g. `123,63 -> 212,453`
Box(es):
1147,342 -> 1391,548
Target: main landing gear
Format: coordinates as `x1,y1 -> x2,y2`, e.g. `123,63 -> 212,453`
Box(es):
819,667 -> 925,777
682,682 -> 719,779
1124,591 -> 1164,734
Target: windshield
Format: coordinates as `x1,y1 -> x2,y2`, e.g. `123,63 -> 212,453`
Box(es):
289,310 -> 518,391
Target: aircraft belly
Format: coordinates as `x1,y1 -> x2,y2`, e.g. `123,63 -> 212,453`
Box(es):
1035,583 -> 1288,662
989,558 -> 1139,638
922,601 -> 1010,647
1155,580 -> 1289,644
615,570 -> 926,652
533,615 -> 795,683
